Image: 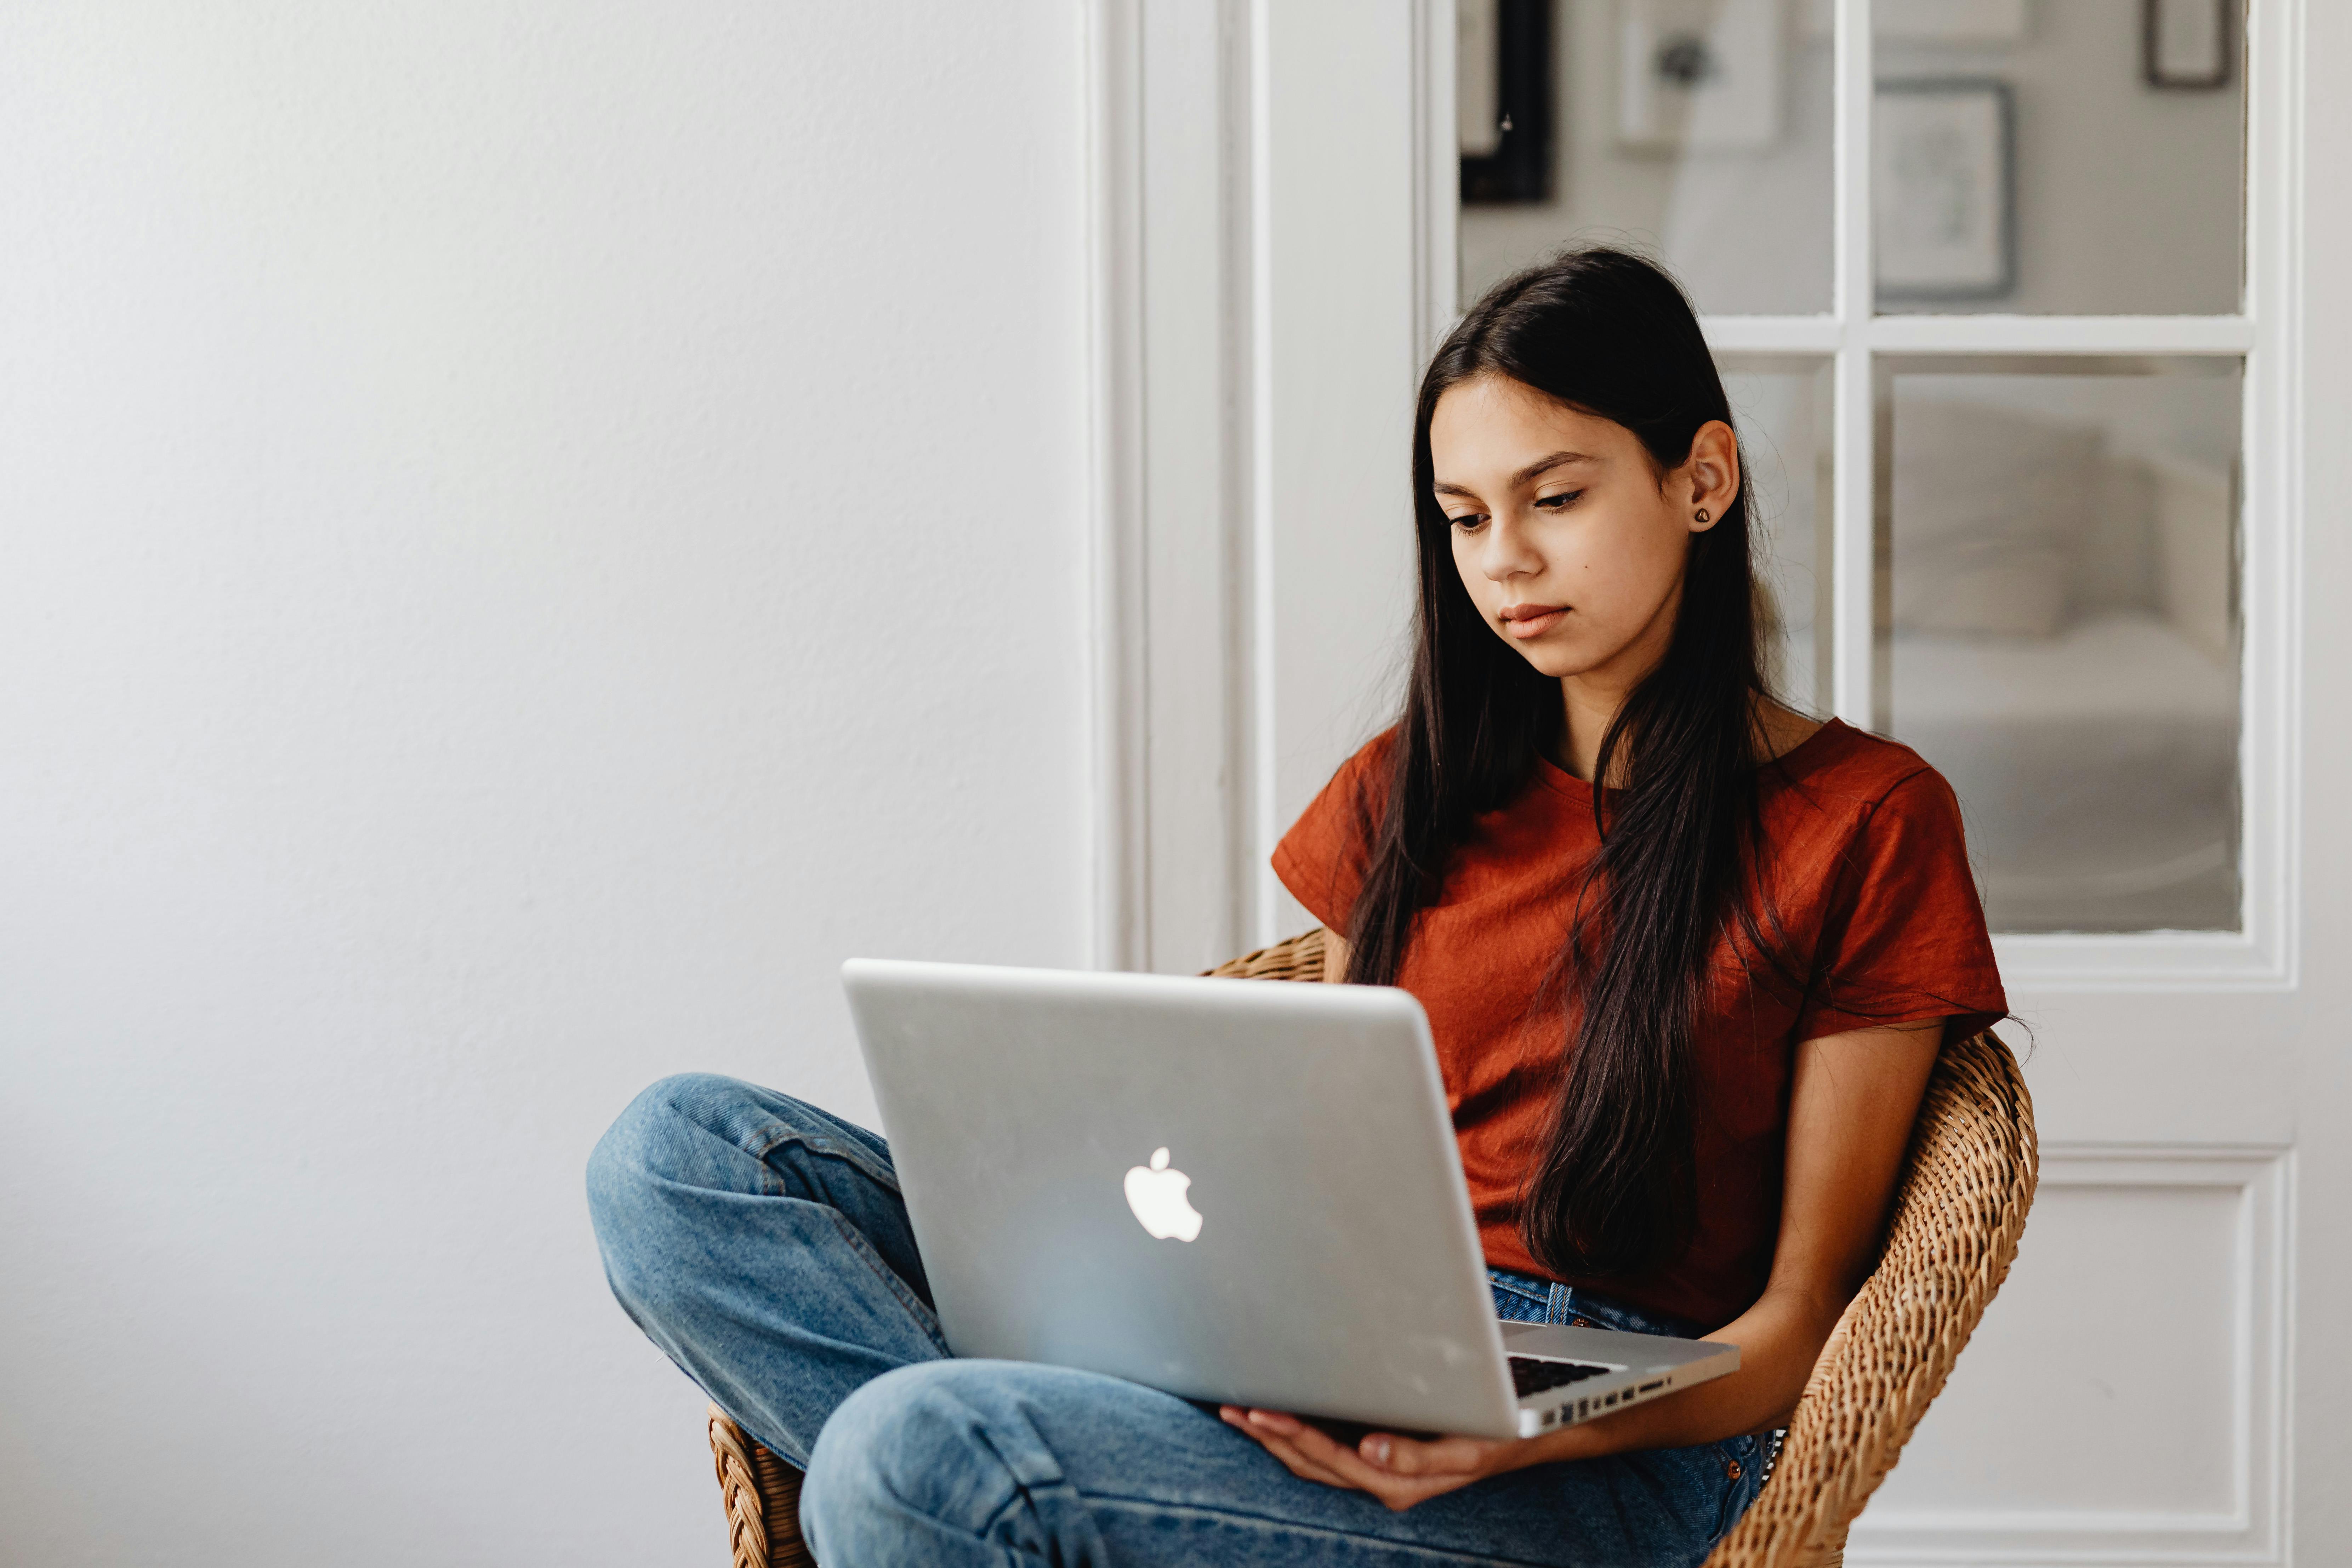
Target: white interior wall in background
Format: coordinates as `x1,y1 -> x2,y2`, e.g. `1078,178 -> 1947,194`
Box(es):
0,6 -> 1087,1564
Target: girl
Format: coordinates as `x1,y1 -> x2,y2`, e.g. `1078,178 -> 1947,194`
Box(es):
588,247 -> 2005,1567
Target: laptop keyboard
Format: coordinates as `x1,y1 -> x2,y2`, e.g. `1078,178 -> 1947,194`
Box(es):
1508,1356 -> 1613,1397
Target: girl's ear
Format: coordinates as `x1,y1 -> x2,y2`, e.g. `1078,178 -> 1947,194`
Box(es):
1683,419 -> 1741,532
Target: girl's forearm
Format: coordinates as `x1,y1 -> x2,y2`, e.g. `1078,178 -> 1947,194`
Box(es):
1503,1287 -> 1841,1469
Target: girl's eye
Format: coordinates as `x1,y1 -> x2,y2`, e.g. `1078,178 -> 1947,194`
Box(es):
1447,512 -> 1489,532
1533,490 -> 1584,511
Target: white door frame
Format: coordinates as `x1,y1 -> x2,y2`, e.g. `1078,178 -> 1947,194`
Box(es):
1082,0 -> 1454,975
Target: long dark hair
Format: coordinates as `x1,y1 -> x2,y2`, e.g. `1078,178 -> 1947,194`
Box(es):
1344,247 -> 1783,1279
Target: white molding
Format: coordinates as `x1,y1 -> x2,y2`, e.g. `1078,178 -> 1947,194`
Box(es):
1829,0 -> 1876,726
1246,0 -> 1280,949
2237,0 -> 2305,999
1704,315 -> 2257,356
1214,0 -> 1260,971
1246,0 -> 1425,950
1411,0 -> 1458,356
1082,0 -> 1149,971
1704,315 -> 1846,353
1848,1144 -> 2290,1568
1991,931 -> 2286,993
2260,14 -> 2305,1558
1864,314 -> 2258,355
1083,0 -> 1264,974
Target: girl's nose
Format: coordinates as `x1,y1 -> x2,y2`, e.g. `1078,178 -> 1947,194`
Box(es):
1481,513 -> 1543,581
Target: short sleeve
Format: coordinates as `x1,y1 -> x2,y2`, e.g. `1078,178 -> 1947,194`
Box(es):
1795,766 -> 2008,1043
1270,730 -> 1396,935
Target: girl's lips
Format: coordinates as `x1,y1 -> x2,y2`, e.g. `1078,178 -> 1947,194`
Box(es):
1500,604 -> 1567,639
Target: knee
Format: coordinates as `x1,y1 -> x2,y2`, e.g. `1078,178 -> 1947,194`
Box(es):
585,1071 -> 771,1304
585,1074 -> 733,1228
801,1363 -> 1035,1555
586,1073 -> 862,1308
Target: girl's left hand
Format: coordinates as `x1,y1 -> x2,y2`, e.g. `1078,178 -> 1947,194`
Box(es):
1217,1405 -> 1541,1511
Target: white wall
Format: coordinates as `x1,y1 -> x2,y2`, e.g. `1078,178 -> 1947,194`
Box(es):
0,5 -> 1088,1564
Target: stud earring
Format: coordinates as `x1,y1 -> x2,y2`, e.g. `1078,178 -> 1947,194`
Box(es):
1695,508 -> 1711,524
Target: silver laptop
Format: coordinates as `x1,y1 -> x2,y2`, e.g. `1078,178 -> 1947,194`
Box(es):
841,958 -> 1737,1441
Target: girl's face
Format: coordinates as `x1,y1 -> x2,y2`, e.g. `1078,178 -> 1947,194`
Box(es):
1428,373 -> 1738,689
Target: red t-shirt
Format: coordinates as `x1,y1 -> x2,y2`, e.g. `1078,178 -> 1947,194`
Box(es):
1271,718 -> 2005,1330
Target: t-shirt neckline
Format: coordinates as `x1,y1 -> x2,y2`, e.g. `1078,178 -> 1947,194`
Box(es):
1533,717 -> 1852,800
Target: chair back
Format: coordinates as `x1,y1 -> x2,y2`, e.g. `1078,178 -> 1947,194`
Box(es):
1204,926 -> 1334,982
1702,1028 -> 2037,1567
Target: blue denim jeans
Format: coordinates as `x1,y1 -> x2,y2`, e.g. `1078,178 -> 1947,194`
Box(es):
587,1073 -> 1764,1567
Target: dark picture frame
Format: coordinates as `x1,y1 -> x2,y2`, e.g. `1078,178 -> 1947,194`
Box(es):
2144,0 -> 2233,90
1460,0 -> 1551,206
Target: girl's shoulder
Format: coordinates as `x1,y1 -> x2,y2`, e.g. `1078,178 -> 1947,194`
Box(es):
1762,718 -> 1961,826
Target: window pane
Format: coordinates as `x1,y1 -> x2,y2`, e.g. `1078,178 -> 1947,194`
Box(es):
1458,0 -> 1834,314
1721,356 -> 1834,713
1872,0 -> 2244,314
1883,358 -> 2242,933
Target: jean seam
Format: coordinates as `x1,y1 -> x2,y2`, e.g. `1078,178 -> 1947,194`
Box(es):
827,1209 -> 948,1354
749,1123 -> 905,1194
1487,1278 -> 1547,1306
1083,1495 -> 1578,1568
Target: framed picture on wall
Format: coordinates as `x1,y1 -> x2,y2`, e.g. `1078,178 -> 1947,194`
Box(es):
2145,0 -> 2232,89
1458,0 -> 1552,205
1874,79 -> 2016,302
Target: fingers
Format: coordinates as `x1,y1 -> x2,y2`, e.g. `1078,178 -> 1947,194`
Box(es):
1263,1435 -> 1356,1490
1218,1408 -> 1355,1490
1232,1412 -> 1425,1501
1365,1432 -> 1496,1478
1217,1409 -> 1500,1512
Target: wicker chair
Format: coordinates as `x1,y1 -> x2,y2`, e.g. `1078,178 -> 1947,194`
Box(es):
705,927 -> 2037,1568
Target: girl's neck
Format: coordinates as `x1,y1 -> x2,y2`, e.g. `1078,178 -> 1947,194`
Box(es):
1552,678 -> 1632,785
1551,686 -> 1826,785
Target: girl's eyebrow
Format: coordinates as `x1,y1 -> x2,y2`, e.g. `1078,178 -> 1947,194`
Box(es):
1510,450 -> 1597,485
1432,450 -> 1597,498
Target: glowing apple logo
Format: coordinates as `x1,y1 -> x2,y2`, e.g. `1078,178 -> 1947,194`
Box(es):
1122,1147 -> 1203,1241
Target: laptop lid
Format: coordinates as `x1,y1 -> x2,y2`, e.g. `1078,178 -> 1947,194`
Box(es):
841,959 -> 1522,1437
